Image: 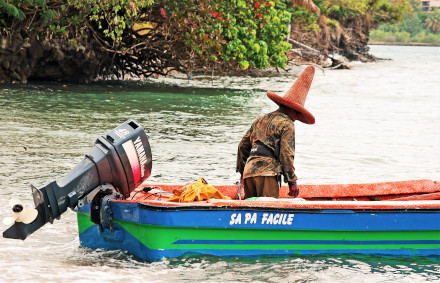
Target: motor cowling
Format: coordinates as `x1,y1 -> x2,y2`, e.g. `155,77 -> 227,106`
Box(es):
3,119 -> 152,240
91,119 -> 153,198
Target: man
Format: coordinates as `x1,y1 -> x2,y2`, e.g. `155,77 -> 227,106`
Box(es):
236,66 -> 316,199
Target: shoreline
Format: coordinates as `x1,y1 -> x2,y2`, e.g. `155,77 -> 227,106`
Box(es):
369,42 -> 440,47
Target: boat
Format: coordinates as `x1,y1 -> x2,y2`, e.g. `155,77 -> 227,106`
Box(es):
76,179 -> 440,262
3,120 -> 440,262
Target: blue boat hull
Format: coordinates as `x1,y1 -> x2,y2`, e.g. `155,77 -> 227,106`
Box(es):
76,202 -> 440,261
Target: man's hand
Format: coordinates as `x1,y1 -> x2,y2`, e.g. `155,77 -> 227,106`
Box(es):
288,183 -> 299,198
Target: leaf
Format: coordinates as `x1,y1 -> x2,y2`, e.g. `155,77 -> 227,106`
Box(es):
0,1 -> 25,20
41,9 -> 58,23
292,0 -> 320,15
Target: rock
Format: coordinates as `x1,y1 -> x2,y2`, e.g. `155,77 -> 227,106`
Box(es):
77,45 -> 86,52
29,41 -> 43,60
19,47 -> 27,57
14,56 -> 23,68
41,40 -> 51,51
53,49 -> 65,61
1,34 -> 111,83
22,65 -> 32,77
10,70 -> 22,81
1,37 -> 7,49
1,60 -> 10,70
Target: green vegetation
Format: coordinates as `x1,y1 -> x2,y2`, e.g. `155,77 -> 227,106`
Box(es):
162,0 -> 293,70
0,0 -> 415,81
0,0 -> 293,74
287,0 -> 410,29
370,1 -> 440,44
282,0 -> 411,63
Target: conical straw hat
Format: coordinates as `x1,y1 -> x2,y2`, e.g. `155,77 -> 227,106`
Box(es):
267,66 -> 316,124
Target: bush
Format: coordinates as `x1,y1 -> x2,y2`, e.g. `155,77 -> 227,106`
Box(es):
161,0 -> 292,70
412,31 -> 440,43
369,30 -> 396,42
325,0 -> 369,20
394,31 -> 411,42
370,28 -> 440,44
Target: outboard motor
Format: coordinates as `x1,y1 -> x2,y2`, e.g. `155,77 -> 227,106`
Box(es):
3,119 -> 152,240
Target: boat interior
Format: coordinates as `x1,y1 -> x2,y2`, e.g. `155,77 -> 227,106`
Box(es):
121,179 -> 440,210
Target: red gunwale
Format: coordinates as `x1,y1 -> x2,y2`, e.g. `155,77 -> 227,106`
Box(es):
109,179 -> 440,210
135,179 -> 439,198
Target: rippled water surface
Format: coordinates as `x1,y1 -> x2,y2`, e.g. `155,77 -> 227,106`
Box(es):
0,45 -> 439,282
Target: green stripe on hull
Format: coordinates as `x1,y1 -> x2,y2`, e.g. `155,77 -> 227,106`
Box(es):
77,212 -> 95,234
171,243 -> 440,251
113,220 -> 440,251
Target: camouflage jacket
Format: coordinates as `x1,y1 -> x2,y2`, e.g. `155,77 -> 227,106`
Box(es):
236,110 -> 298,184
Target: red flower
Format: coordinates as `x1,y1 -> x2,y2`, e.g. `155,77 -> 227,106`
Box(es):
258,14 -> 262,18
211,11 -> 220,18
23,4 -> 28,8
266,3 -> 271,7
160,7 -> 166,18
218,18 -> 223,21
255,2 -> 260,8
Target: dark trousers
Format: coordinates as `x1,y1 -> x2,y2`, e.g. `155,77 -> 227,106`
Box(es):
244,176 -> 279,198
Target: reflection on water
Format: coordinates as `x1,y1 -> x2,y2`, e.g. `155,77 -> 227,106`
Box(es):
0,45 -> 439,282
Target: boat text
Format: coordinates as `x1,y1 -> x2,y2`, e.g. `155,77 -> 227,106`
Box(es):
134,136 -> 147,177
229,213 -> 294,226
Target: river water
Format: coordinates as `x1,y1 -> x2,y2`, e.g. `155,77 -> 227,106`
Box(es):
0,45 -> 439,282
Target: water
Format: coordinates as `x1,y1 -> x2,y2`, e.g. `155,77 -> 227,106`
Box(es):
0,45 -> 439,282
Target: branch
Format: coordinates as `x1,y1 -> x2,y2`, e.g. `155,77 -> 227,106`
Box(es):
288,38 -> 323,55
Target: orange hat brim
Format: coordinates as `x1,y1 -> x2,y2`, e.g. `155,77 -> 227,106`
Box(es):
267,91 -> 315,124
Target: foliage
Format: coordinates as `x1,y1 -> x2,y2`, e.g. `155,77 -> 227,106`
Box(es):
0,0 -> 293,72
284,0 -> 320,31
370,29 -> 440,43
323,16 -> 339,28
372,0 -> 411,24
370,2 -> 440,43
159,0 -> 292,70
0,1 -> 25,20
286,0 -> 410,34
316,0 -> 410,24
425,8 -> 440,33
0,1 -> 83,36
67,0 -> 154,44
292,0 -> 320,14
326,0 -> 369,20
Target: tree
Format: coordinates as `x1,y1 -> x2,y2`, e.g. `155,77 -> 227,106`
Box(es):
426,8 -> 440,33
